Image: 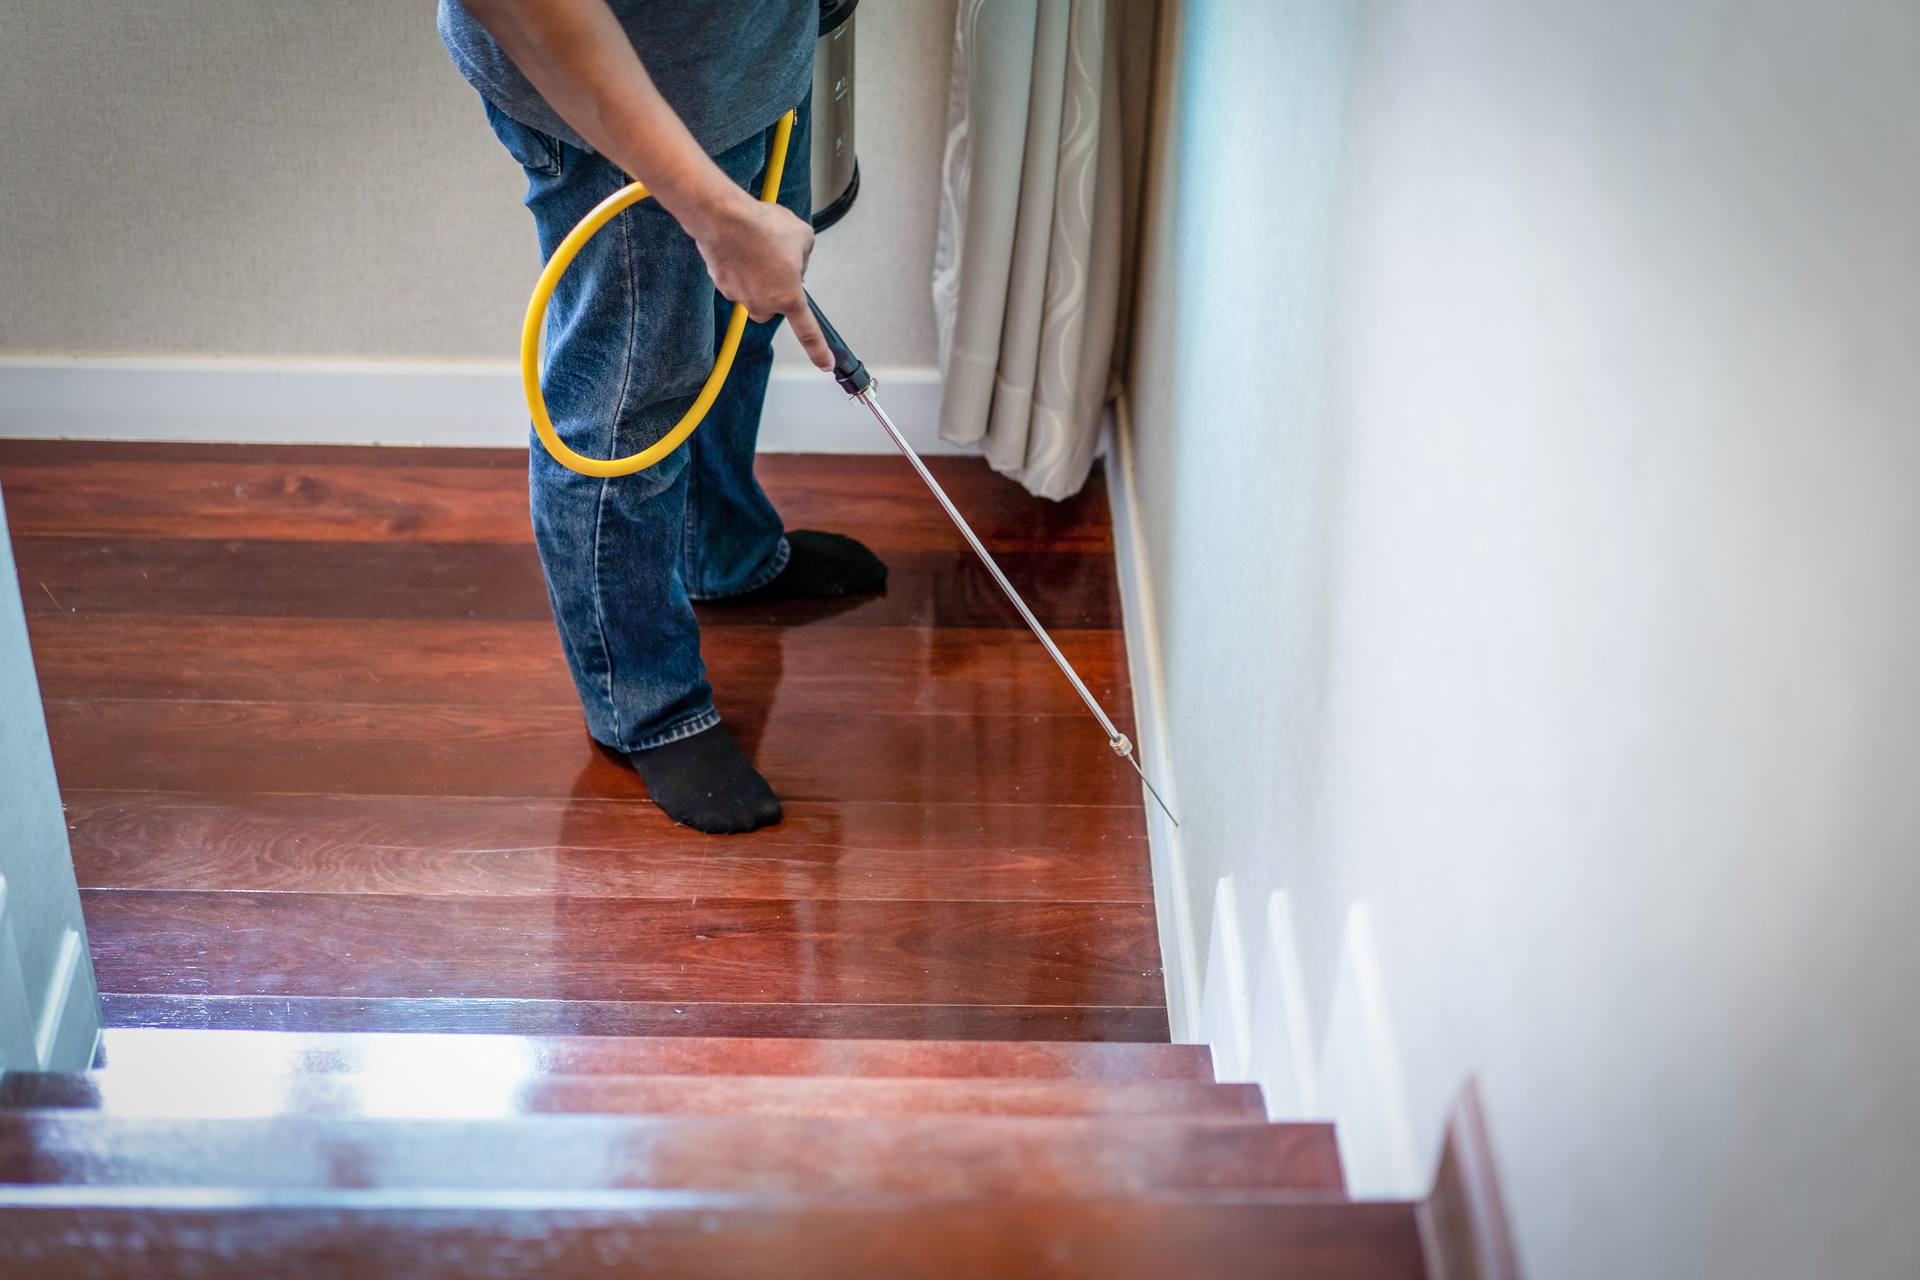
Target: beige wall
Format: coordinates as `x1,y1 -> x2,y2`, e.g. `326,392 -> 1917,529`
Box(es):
0,1 -> 953,368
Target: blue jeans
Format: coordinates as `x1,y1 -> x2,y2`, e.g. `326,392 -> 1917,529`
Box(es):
486,98 -> 810,752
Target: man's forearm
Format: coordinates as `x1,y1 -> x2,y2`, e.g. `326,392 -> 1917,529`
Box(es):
458,0 -> 749,239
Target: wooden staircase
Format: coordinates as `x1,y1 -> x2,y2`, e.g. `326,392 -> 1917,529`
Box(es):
0,444 -> 1488,1275
0,1029 -> 1430,1277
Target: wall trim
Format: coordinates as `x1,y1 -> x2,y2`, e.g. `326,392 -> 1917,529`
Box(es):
1320,903 -> 1423,1198
1105,395 -> 1199,1041
35,928 -> 99,1072
0,878 -> 37,1071
1421,1079 -> 1525,1280
1251,888 -> 1319,1118
0,357 -> 967,455
1188,878 -> 1426,1197
1196,877 -> 1252,1079
0,883 -> 98,1073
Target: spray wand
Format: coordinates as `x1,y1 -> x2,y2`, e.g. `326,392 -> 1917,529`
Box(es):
805,295 -> 1179,828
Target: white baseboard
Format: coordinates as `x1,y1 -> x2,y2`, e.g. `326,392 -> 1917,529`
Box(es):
35,928 -> 99,1072
0,883 -> 98,1072
0,879 -> 38,1072
1250,889 -> 1319,1119
0,357 -> 968,455
1193,880 -> 1421,1196
1199,879 -> 1321,1117
1319,903 -> 1423,1197
1197,876 -> 1253,1080
1104,399 -> 1418,1180
1104,398 -> 1200,1042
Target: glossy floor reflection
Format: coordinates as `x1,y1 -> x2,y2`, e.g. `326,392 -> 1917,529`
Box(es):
3,443 -> 1162,1040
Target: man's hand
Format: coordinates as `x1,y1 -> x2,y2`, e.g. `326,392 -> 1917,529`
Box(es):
683,191 -> 829,365
460,0 -> 833,370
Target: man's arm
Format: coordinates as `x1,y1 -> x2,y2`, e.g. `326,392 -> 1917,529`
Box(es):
460,0 -> 832,368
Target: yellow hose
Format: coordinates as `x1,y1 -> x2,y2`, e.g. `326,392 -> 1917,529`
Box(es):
520,109 -> 795,477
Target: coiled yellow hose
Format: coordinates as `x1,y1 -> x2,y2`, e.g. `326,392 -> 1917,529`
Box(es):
519,109 -> 795,477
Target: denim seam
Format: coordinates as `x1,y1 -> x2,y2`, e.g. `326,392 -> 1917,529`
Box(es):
589,475 -> 618,742
611,163 -> 642,470
592,159 -> 643,744
628,706 -> 722,753
681,444 -> 703,592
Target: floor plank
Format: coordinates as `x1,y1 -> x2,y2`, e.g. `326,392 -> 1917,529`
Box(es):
0,441 -> 527,469
98,994 -> 1171,1041
66,794 -> 1149,903
0,457 -> 535,544
0,446 -> 1113,554
14,538 -> 1120,629
83,891 -> 1165,1008
25,616 -> 1132,716
45,701 -> 1141,805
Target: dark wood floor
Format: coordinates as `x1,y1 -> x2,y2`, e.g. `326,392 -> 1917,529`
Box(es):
0,442 -> 1161,1041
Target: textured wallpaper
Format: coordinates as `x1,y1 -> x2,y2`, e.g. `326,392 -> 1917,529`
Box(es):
0,1 -> 954,368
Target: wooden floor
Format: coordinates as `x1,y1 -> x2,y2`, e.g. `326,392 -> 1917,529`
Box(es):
0,442 -> 1162,1041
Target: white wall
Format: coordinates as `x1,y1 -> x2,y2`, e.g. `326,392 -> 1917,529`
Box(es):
0,0 -> 953,371
1128,1 -> 1920,1276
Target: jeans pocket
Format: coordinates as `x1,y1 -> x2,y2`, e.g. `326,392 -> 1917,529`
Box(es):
484,97 -> 564,177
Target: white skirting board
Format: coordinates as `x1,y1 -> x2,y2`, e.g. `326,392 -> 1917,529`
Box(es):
0,357 -> 967,455
1103,399 -> 1201,1043
1106,401 -> 1422,1195
1196,876 -> 1253,1076
1196,882 -> 1425,1199
0,881 -> 100,1074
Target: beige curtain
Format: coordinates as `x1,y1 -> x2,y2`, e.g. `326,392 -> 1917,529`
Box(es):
934,0 -> 1148,501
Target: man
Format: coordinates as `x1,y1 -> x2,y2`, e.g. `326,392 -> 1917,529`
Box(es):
439,0 -> 886,834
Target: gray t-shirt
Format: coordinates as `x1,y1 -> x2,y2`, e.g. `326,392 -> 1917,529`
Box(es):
438,0 -> 815,156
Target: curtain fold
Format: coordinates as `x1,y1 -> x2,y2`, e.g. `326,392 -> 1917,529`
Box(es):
934,0 -> 1134,501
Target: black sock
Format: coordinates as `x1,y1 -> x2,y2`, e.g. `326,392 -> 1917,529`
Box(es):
628,723 -> 782,835
734,530 -> 887,601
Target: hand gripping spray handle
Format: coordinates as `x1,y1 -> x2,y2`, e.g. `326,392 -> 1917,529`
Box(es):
806,291 -> 873,396
805,292 -> 1179,827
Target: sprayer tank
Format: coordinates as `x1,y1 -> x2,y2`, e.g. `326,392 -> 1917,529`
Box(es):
811,0 -> 859,231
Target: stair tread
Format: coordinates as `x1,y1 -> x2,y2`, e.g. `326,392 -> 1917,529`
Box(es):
0,1195 -> 1425,1280
3,1071 -> 1264,1121
97,1028 -> 1215,1081
0,1112 -> 1346,1196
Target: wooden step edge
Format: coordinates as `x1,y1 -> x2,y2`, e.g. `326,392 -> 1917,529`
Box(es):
1,1072 -> 1264,1121
0,1192 -> 1425,1280
0,1113 -> 1345,1197
96,1029 -> 1217,1082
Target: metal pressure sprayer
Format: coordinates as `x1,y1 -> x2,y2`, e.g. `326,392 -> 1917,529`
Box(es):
810,0 -> 861,231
